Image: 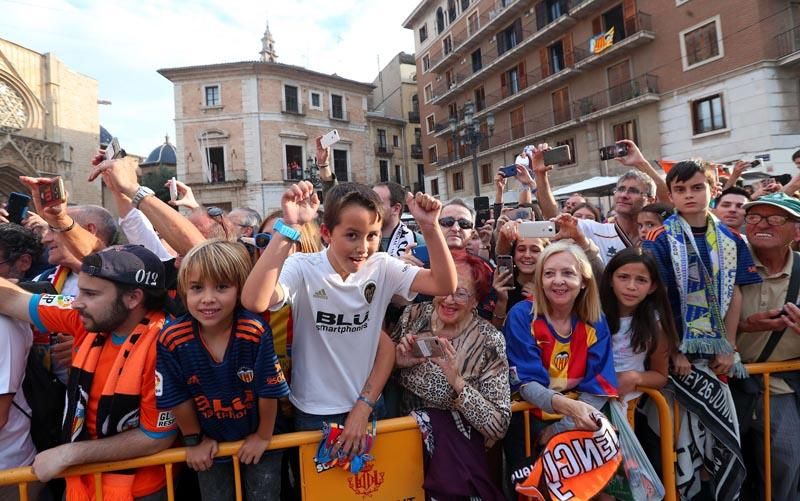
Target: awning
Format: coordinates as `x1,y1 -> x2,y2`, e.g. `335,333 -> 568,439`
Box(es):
551,176 -> 619,198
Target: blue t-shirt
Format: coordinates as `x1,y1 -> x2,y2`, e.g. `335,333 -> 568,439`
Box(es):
156,309 -> 290,442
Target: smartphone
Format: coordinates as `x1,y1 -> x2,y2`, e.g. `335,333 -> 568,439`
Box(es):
499,164 -> 517,178
511,207 -> 532,221
543,145 -> 572,166
6,192 -> 31,224
749,159 -> 763,169
410,337 -> 446,358
412,245 -> 430,267
39,177 -> 66,208
474,196 -> 490,227
599,143 -> 629,161
18,281 -> 58,294
320,129 -> 341,149
169,177 -> 178,201
104,137 -> 123,161
519,221 -> 556,238
496,255 -> 514,275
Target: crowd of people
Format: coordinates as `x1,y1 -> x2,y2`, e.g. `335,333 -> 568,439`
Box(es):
0,139 -> 799,501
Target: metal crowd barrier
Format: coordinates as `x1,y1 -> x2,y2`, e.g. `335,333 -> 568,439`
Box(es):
1,360 -> 797,500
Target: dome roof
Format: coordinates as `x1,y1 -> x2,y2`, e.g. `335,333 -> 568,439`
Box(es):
99,126 -> 113,147
140,136 -> 177,166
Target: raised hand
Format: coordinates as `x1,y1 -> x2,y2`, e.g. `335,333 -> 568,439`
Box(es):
281,180 -> 319,226
614,139 -> 647,168
166,179 -> 199,210
553,213 -> 587,247
88,156 -> 140,199
527,143 -> 552,176
315,136 -> 329,167
406,192 -> 442,229
19,176 -> 68,228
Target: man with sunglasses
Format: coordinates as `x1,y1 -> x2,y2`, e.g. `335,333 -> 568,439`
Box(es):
736,193 -> 800,500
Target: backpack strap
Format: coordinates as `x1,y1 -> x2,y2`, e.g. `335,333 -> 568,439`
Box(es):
756,251 -> 800,363
11,399 -> 31,420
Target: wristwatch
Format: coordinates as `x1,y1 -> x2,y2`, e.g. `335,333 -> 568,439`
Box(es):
183,433 -> 203,447
274,218 -> 301,242
131,186 -> 155,209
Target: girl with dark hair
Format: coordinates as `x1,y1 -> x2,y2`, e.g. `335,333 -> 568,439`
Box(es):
599,247 -> 678,404
570,202 -> 602,222
636,202 -> 673,244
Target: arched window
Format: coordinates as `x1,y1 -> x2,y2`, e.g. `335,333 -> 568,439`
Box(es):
448,0 -> 457,23
436,8 -> 445,33
0,80 -> 29,132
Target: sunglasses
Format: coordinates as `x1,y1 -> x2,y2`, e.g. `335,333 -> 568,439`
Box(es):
207,206 -> 229,240
438,216 -> 473,229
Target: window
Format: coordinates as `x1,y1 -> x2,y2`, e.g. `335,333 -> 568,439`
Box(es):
506,66 -> 521,96
422,54 -> 431,72
448,102 -> 458,120
443,35 -> 453,56
283,85 -> 300,113
448,0 -> 456,23
285,145 -> 304,180
461,0 -> 470,11
552,87 -> 571,124
431,178 -> 440,196
309,91 -> 322,110
445,69 -> 455,89
510,107 -> 525,140
377,129 -> 387,149
680,16 -> 723,70
415,128 -> 422,144
333,149 -> 349,181
535,0 -> 569,30
393,135 -> 399,148
204,85 -> 220,107
419,24 -> 428,43
379,160 -> 389,182
474,86 -> 486,112
480,163 -> 492,184
426,114 -> 436,134
331,94 -> 345,120
429,145 -> 438,163
612,119 -> 638,143
468,11 -> 479,35
497,18 -> 522,56
424,83 -> 433,103
417,164 -> 426,192
395,165 -> 402,184
549,40 -> 565,73
206,146 -> 226,182
692,94 -> 725,135
471,49 -> 482,72
501,62 -> 526,98
436,8 -> 445,34
453,170 -> 464,191
555,138 -> 576,165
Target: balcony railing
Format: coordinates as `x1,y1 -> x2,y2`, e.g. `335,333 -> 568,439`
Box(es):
185,169 -> 247,185
572,73 -> 659,119
776,24 -> 800,60
330,110 -> 349,122
375,143 -> 394,157
408,111 -> 420,123
573,11 -> 654,69
281,101 -> 305,115
410,144 -> 424,159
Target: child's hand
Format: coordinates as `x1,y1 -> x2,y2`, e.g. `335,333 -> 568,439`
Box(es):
710,352 -> 735,375
670,352 -> 692,377
238,433 -> 271,465
406,192 -> 442,229
185,437 -> 218,471
616,371 -> 641,397
281,180 -> 319,226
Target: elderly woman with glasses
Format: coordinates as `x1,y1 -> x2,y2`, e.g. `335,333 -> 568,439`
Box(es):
392,250 -> 510,501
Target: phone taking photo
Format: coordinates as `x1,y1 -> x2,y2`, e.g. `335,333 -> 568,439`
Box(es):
543,145 -> 572,166
410,337 -> 446,358
104,137 -> 123,161
519,221 -> 556,238
412,245 -> 430,267
169,177 -> 178,201
320,129 -> 341,149
6,192 -> 31,224
39,177 -> 66,208
496,255 -> 514,275
499,165 -> 518,178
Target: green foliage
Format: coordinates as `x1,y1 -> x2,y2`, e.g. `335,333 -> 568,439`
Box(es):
139,166 -> 177,206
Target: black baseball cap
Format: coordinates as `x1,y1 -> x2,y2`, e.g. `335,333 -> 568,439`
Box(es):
81,244 -> 165,290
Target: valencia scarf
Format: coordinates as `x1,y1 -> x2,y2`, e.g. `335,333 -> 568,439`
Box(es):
384,221 -> 417,257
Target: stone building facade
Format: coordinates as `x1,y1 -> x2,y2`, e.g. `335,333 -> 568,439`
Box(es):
0,38 -> 101,205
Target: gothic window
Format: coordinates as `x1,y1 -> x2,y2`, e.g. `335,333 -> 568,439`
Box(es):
0,81 -> 28,132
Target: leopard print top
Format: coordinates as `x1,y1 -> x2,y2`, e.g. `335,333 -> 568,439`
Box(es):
392,302 -> 511,444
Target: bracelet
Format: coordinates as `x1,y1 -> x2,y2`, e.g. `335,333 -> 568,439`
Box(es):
183,432 -> 203,447
317,163 -> 329,168
48,218 -> 75,233
494,311 -> 507,320
357,395 -> 376,409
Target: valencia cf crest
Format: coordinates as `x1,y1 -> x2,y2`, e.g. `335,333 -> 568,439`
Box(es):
363,281 -> 376,304
553,351 -> 569,372
237,367 -> 254,383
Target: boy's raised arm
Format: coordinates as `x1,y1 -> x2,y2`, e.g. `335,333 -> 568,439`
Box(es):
407,192 -> 457,297
241,182 -> 319,312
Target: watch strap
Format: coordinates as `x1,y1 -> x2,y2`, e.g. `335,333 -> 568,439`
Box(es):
274,218 -> 301,242
131,186 -> 155,209
183,433 -> 203,446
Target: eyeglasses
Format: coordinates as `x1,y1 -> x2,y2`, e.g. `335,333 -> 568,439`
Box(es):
744,214 -> 796,226
207,206 -> 229,240
614,186 -> 643,196
438,216 -> 473,229
444,288 -> 474,304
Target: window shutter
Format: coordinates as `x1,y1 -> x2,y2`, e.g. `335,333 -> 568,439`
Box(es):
500,72 -> 508,98
518,61 -> 527,89
497,31 -> 507,56
563,35 -> 574,67
539,47 -> 550,78
514,18 -> 523,43
623,0 -> 637,36
592,16 -> 602,35
535,1 -> 546,31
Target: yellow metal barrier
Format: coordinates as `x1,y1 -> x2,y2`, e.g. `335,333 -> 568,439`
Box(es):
2,361 -> 796,500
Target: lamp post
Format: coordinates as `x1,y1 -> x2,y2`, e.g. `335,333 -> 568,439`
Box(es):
306,155 -> 323,200
449,101 -> 495,198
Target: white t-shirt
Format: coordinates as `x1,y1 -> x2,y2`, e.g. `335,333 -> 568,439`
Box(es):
611,316 -> 648,403
577,219 -> 628,264
0,316 -> 37,469
276,249 -> 420,414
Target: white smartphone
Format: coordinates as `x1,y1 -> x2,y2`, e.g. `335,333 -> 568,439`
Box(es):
169,177 -> 178,201
320,129 -> 341,149
519,221 -> 556,239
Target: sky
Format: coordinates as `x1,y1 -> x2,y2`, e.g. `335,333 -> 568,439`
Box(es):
0,0 -> 421,156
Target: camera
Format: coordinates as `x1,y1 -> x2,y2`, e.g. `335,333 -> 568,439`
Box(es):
599,143 -> 629,161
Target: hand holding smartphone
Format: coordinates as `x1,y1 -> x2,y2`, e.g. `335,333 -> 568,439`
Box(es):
6,192 -> 31,224
410,337 -> 446,358
169,177 -> 178,201
411,245 -> 430,267
39,177 -> 66,208
519,221 -> 556,238
320,129 -> 341,149
104,137 -> 124,161
542,145 -> 572,166
496,255 -> 514,275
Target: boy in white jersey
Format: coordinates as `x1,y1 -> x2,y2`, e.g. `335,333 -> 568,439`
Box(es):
242,181 -> 456,458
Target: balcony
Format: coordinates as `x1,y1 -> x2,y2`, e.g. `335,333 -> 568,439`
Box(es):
330,110 -> 349,122
573,12 -> 655,71
776,24 -> 800,65
185,169 -> 247,185
281,101 -> 305,116
572,73 -> 659,121
408,110 -> 420,123
411,144 -> 424,159
375,143 -> 394,157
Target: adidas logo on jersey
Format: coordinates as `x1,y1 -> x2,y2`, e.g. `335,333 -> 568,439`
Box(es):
313,289 -> 328,300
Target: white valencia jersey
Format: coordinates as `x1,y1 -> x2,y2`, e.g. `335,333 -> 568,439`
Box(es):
276,249 -> 420,414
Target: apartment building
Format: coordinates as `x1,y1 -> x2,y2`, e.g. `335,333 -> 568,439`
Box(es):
368,52 -> 427,192
403,0 -> 800,200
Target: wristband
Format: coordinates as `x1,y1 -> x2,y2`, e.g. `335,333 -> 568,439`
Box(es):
183,433 -> 203,447
274,218 -> 301,242
357,395 -> 376,409
48,218 -> 76,233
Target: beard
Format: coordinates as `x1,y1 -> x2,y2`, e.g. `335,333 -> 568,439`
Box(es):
81,294 -> 130,332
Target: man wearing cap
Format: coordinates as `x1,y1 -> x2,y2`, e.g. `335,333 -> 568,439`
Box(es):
737,192 -> 800,500
0,244 -> 176,500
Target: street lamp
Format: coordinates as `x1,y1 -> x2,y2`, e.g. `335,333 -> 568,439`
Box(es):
449,101 -> 494,198
305,155 -> 322,189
